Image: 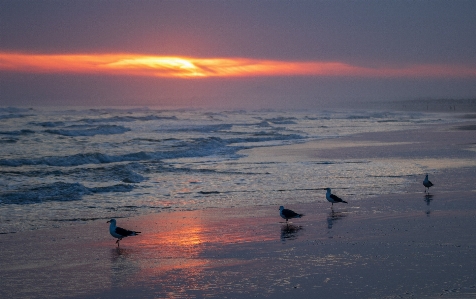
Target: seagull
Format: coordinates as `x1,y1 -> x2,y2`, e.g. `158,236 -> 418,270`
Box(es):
107,219 -> 141,247
423,174 -> 433,193
279,206 -> 303,223
326,188 -> 348,207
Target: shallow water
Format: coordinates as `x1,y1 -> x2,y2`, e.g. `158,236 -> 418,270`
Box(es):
0,107 -> 470,233
2,189 -> 476,299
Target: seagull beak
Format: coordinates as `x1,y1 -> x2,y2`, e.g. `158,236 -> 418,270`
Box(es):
107,220 -> 110,223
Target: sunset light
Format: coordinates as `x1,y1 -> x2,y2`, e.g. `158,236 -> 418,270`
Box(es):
1,52 -> 475,79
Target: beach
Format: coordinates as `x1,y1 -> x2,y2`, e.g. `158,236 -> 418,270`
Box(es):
1,119 -> 476,298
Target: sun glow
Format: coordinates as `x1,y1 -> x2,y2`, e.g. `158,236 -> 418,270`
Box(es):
1,51 -> 475,79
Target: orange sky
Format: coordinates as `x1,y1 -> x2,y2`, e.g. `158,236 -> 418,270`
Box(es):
2,52 -> 475,79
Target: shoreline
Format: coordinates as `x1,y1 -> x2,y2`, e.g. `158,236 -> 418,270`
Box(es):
1,119 -> 476,298
1,188 -> 476,298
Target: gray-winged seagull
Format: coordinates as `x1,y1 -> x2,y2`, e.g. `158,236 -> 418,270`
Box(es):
423,174 -> 433,193
107,219 -> 141,246
279,206 -> 303,223
326,188 -> 348,207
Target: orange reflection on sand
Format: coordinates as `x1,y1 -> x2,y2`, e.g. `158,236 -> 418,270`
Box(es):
106,209 -> 278,294
4,51 -> 474,78
138,218 -> 204,254
132,209 -> 275,274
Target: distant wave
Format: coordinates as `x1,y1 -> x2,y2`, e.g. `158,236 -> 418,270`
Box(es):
0,182 -> 134,204
45,125 -> 130,136
256,121 -> 272,127
264,116 -> 298,124
0,114 -> 30,120
0,107 -> 34,120
79,115 -> 178,124
30,121 -> 66,128
0,129 -> 35,136
167,123 -> 234,133
0,138 -> 18,144
0,107 -> 33,113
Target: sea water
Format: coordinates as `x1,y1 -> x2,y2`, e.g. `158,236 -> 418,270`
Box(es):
0,107 -> 464,233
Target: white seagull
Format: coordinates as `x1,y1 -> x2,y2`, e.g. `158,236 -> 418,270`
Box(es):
279,206 -> 303,223
326,188 -> 348,207
107,219 -> 141,246
423,174 -> 433,193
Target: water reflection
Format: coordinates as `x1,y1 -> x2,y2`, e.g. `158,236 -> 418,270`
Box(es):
327,210 -> 347,229
424,194 -> 434,205
281,224 -> 303,241
424,194 -> 434,216
110,247 -> 132,260
109,247 -> 140,289
103,209 -> 280,297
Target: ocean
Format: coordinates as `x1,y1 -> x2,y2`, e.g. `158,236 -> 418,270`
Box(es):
0,107 -> 466,233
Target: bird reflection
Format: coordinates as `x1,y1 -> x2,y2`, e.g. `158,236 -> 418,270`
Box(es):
281,224 -> 303,241
110,247 -> 131,261
327,210 -> 347,229
424,194 -> 434,205
109,247 -> 140,289
424,194 -> 434,216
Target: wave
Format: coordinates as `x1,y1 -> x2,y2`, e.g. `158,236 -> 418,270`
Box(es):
89,163 -> 147,183
0,182 -> 134,204
45,125 -> 130,136
0,138 -> 18,144
0,151 -> 154,167
264,116 -> 298,124
0,107 -> 33,113
256,121 -> 272,127
0,129 -> 35,136
0,107 -> 34,120
167,123 -> 234,133
79,115 -> 178,124
0,133 -> 305,167
91,184 -> 135,193
30,121 -> 66,128
0,114 -> 30,120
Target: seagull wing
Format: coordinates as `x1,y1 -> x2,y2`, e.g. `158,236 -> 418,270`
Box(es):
115,226 -> 140,237
330,194 -> 347,203
283,208 -> 302,218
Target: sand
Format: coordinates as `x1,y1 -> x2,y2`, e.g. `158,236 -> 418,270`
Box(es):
1,120 -> 476,299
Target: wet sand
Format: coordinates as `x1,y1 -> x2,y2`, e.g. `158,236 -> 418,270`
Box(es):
1,120 -> 476,298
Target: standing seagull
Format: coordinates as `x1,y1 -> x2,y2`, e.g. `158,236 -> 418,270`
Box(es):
279,206 -> 303,223
423,174 -> 433,193
107,219 -> 141,247
326,188 -> 348,207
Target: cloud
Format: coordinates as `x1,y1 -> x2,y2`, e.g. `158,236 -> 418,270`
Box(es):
1,52 -> 476,79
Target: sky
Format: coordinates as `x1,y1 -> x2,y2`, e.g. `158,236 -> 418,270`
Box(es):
1,0 -> 476,109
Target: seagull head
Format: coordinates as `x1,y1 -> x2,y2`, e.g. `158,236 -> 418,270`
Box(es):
279,206 -> 284,211
107,219 -> 116,225
326,188 -> 331,193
